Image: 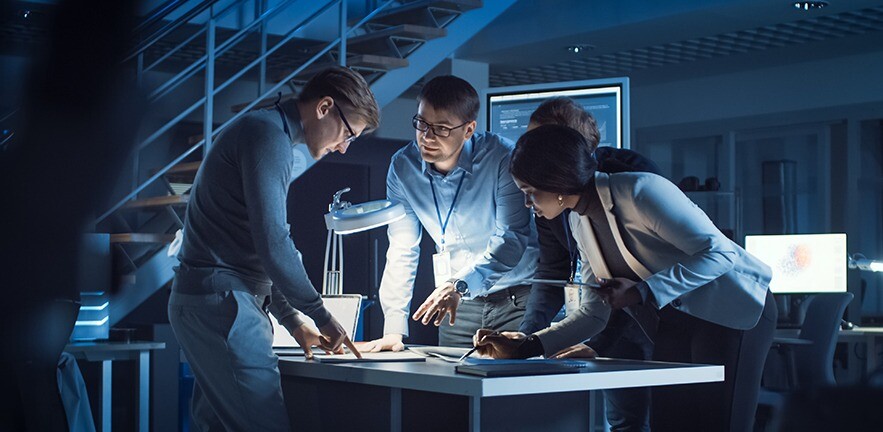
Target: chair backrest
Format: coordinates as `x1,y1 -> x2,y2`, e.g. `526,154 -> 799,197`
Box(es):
795,292 -> 854,388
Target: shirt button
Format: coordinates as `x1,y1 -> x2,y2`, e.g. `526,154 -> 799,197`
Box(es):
672,299 -> 682,308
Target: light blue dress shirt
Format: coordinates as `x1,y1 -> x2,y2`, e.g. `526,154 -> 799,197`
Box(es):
379,132 -> 539,337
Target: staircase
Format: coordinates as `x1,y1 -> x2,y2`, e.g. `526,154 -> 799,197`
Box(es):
98,0 -> 516,327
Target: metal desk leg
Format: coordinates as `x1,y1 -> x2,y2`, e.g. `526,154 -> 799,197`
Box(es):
468,396 -> 481,432
138,350 -> 149,432
390,387 -> 401,432
101,359 -> 112,432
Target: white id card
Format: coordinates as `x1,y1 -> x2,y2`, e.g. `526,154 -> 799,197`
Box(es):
564,284 -> 582,317
432,251 -> 452,288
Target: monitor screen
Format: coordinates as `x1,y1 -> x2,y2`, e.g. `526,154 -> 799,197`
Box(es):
484,77 -> 629,149
744,233 -> 847,294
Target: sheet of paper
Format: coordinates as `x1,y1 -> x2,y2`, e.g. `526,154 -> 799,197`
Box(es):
311,350 -> 426,363
408,346 -> 472,362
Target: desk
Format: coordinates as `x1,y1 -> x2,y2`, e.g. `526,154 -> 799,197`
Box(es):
776,327 -> 883,381
839,327 -> 883,377
65,341 -> 165,432
279,357 -> 723,432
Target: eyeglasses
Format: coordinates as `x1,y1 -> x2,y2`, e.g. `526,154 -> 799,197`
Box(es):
412,115 -> 470,138
334,102 -> 357,144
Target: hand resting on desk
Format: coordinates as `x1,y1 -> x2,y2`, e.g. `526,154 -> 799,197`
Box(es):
473,329 -> 527,359
355,334 -> 405,352
549,343 -> 598,359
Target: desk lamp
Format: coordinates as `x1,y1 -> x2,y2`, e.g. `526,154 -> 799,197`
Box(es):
322,188 -> 405,295
848,254 -> 883,273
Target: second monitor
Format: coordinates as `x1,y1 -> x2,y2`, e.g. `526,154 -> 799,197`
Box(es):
484,77 -> 630,149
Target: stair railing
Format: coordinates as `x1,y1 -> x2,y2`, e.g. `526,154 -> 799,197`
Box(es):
96,0 -> 398,224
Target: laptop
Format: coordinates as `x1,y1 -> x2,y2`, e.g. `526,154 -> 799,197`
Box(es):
271,294 -> 362,355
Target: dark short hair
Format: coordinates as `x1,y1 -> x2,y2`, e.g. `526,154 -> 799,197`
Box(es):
417,75 -> 479,123
300,66 -> 380,132
529,97 -> 600,152
510,124 -> 597,195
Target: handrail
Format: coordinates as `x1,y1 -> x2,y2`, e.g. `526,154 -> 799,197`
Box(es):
147,0 -> 302,103
139,0 -> 338,150
97,0 -> 398,223
134,0 -> 185,34
125,0 -> 217,63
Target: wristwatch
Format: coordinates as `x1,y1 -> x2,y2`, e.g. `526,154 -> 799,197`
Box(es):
448,278 -> 469,296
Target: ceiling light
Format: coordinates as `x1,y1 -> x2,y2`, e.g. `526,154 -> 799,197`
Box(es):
566,45 -> 593,54
793,1 -> 829,11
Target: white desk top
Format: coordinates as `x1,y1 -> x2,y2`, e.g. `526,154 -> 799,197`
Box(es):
279,357 -> 724,398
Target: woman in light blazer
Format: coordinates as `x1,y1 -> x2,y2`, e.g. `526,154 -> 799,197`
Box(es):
478,125 -> 777,432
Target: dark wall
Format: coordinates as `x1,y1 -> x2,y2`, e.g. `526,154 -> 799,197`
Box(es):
287,136 -> 440,346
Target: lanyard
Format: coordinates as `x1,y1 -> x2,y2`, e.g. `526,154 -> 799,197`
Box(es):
561,209 -> 579,283
429,172 -> 466,250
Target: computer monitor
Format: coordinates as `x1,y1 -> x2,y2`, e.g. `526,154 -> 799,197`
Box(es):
484,77 -> 630,149
744,233 -> 847,294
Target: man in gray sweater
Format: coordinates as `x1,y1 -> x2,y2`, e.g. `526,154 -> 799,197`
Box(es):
168,66 -> 380,431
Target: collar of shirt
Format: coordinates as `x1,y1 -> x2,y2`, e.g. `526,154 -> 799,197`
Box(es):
276,100 -> 305,146
420,134 -> 476,177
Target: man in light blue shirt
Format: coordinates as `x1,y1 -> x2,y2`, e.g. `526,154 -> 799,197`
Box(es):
359,76 -> 538,350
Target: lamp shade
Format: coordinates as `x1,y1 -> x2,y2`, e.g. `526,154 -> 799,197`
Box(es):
324,199 -> 405,234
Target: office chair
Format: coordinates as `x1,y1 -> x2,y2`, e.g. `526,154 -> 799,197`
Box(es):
756,292 -> 854,430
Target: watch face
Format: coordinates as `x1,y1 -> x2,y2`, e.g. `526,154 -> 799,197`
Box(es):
455,280 -> 468,294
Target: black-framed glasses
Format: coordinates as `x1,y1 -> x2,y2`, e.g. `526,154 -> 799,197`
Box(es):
334,102 -> 357,144
412,114 -> 470,138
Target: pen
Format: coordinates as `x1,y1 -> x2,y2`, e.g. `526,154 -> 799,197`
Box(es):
458,331 -> 500,362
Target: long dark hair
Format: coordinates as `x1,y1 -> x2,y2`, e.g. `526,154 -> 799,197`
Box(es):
510,124 -> 597,195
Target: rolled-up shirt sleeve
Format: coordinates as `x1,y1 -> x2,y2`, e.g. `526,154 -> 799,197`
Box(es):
378,165 -> 422,337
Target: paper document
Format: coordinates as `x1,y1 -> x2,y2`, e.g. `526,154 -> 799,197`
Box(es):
409,346 -> 472,363
311,350 -> 426,363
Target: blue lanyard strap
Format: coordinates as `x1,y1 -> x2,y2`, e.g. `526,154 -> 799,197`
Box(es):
429,172 -> 466,249
561,209 -> 578,282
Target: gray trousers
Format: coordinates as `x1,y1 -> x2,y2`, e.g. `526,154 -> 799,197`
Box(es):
169,290 -> 291,432
438,285 -> 531,347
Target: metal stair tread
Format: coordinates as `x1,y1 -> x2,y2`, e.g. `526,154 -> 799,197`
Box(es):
110,233 -> 176,244
120,194 -> 190,211
350,0 -> 482,26
235,55 -> 409,112
346,24 -> 447,53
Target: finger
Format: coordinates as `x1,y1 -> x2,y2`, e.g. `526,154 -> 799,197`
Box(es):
343,336 -> 362,359
412,297 -> 435,321
434,307 -> 449,326
302,345 -> 314,360
422,304 -> 440,325
370,341 -> 383,353
318,335 -> 335,351
392,342 -> 404,352
448,304 -> 457,326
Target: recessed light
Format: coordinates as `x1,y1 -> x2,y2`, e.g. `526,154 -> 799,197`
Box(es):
566,45 -> 594,54
793,1 -> 829,11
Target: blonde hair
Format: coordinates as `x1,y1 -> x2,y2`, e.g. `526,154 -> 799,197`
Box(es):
300,66 -> 380,133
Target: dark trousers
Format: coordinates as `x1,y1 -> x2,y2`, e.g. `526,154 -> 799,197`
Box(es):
438,286 -> 530,347
651,290 -> 777,432
594,314 -> 653,432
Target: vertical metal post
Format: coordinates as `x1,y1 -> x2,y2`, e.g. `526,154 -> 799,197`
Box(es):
134,52 -> 144,197
258,0 -> 267,95
102,360 -> 112,432
339,0 -> 347,66
138,350 -> 150,432
389,387 -> 402,432
204,10 -> 216,156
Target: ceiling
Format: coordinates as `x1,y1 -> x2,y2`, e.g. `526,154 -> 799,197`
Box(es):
454,0 -> 883,87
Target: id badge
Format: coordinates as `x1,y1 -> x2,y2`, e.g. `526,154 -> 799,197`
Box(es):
564,283 -> 582,316
432,251 -> 452,288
